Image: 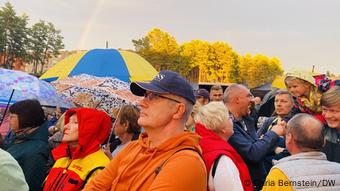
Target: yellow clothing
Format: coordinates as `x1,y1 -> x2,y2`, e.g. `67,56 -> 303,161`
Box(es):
262,168 -> 293,191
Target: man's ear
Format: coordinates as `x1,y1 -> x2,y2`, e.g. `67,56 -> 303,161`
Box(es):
233,96 -> 239,104
286,132 -> 292,145
173,103 -> 186,120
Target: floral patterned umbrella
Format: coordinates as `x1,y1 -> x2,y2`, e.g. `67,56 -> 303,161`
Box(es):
0,68 -> 73,108
52,74 -> 141,117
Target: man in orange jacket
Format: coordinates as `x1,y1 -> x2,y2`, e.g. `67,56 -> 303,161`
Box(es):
83,70 -> 207,191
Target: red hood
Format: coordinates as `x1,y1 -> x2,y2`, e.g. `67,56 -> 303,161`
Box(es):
52,108 -> 112,160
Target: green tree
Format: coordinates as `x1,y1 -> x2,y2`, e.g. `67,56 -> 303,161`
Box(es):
0,2 -> 29,69
28,20 -> 64,74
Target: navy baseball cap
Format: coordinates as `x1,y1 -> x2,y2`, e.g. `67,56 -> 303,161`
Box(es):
130,70 -> 195,104
194,88 -> 210,100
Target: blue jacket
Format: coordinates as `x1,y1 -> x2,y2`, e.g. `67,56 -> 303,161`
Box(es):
257,116 -> 290,173
228,116 -> 278,191
6,122 -> 50,191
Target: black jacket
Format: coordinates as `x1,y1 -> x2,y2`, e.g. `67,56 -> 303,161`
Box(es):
322,126 -> 340,163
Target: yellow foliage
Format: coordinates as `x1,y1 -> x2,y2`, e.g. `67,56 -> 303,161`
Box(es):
147,28 -> 179,56
133,28 -> 284,85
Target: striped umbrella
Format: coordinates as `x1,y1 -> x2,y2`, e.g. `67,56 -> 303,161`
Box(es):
40,49 -> 157,82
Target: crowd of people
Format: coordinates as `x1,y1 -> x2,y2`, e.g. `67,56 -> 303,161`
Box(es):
0,69 -> 340,191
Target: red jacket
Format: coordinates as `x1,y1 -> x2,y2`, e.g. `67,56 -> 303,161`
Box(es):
43,108 -> 112,191
195,123 -> 253,191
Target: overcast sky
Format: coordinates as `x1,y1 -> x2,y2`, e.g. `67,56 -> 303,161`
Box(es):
3,0 -> 340,74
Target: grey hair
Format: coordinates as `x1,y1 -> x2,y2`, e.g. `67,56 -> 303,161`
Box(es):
195,102 -> 229,132
287,113 -> 324,151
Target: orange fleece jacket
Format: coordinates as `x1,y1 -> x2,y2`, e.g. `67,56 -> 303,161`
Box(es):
83,131 -> 207,191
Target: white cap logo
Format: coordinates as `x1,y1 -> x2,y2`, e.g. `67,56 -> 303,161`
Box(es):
154,74 -> 165,82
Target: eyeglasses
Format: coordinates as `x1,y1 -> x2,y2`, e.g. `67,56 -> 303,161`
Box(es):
144,92 -> 181,103
322,107 -> 340,115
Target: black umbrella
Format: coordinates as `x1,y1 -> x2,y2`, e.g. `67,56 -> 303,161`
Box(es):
258,89 -> 279,117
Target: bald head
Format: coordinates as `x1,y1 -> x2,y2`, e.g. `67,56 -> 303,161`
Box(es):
223,84 -> 248,104
287,113 -> 324,151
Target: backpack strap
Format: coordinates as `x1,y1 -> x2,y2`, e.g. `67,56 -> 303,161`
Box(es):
211,154 -> 223,178
154,148 -> 203,176
81,166 -> 105,189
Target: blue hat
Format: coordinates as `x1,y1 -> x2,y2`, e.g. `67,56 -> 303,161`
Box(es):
130,70 -> 195,104
194,88 -> 210,100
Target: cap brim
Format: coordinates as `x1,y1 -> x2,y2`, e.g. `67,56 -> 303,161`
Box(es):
130,82 -> 168,96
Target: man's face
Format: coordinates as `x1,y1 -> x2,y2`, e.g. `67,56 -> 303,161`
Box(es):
236,88 -> 254,117
210,89 -> 223,102
322,105 -> 340,129
138,91 -> 182,130
275,94 -> 294,117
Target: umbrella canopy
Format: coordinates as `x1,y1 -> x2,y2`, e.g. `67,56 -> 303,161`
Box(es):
258,89 -> 279,117
0,68 -> 73,108
40,49 -> 158,82
52,74 -> 141,117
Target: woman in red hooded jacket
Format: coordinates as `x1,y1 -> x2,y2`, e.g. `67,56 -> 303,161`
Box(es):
42,108 -> 112,191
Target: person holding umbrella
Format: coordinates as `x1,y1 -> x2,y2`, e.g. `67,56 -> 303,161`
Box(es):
104,104 -> 141,159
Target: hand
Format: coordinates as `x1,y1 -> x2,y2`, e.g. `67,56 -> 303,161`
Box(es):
274,147 -> 285,154
271,121 -> 286,136
102,144 -> 113,160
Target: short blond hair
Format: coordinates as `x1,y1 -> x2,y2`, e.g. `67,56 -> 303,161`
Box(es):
195,102 -> 229,132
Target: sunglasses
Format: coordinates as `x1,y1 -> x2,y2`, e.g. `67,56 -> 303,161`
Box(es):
144,92 -> 181,103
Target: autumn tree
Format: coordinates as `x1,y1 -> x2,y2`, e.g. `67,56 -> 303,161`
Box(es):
133,28 -> 191,76
227,52 -> 242,83
240,54 -> 283,88
133,28 -> 284,85
180,40 -> 211,82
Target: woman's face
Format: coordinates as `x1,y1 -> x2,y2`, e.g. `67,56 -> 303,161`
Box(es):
286,79 -> 310,98
9,113 -> 19,132
322,105 -> 340,129
275,94 -> 294,117
62,114 -> 79,146
222,116 -> 234,140
114,117 -> 127,138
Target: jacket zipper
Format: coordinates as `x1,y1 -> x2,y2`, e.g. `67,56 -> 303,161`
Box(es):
56,173 -> 70,191
46,171 -> 62,191
50,161 -> 73,191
